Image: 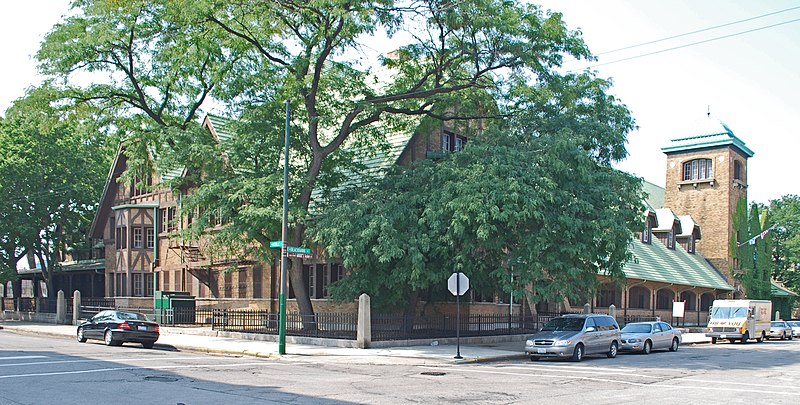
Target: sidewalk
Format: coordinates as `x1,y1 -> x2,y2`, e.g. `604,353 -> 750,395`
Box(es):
0,320 -> 711,365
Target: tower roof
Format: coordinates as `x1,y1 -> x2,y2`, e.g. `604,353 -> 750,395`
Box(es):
661,116 -> 754,157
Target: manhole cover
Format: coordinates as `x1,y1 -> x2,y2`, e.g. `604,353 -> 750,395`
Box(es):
420,371 -> 446,376
144,376 -> 179,382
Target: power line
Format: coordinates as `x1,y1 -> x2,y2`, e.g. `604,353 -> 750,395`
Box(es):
587,17 -> 800,69
597,5 -> 800,55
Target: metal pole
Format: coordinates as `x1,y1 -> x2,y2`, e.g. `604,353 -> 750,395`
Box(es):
455,267 -> 462,359
278,100 -> 290,355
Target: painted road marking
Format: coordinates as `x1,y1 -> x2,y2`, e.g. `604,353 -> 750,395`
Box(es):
0,355 -> 223,368
0,362 -> 278,379
0,356 -> 49,361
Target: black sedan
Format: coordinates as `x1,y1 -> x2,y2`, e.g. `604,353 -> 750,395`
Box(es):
77,310 -> 160,348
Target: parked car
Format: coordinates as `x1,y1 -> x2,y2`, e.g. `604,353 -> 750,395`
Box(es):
524,314 -> 621,362
620,321 -> 682,354
77,310 -> 160,348
767,320 -> 793,340
787,321 -> 800,338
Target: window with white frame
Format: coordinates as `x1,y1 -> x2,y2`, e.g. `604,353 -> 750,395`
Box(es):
682,158 -> 713,181
133,227 -> 143,249
133,273 -> 143,296
145,227 -> 155,249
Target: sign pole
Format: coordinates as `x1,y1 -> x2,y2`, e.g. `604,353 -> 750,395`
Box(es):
455,264 -> 462,359
278,100 -> 290,355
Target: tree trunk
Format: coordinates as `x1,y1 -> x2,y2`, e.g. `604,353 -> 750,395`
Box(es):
289,225 -> 316,330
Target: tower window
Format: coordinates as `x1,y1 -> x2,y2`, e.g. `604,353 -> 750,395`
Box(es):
682,159 -> 713,181
733,160 -> 742,180
441,131 -> 467,152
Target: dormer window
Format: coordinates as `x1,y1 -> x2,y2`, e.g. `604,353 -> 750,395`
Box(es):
683,159 -> 713,181
667,229 -> 675,249
687,236 -> 695,254
642,217 -> 652,244
441,130 -> 466,152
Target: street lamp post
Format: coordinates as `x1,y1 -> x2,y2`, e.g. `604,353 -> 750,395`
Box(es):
278,100 -> 290,355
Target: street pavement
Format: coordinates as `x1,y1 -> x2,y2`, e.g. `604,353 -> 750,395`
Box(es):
0,320 -> 712,364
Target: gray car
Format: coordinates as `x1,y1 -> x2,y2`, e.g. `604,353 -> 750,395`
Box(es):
620,321 -> 682,354
524,314 -> 621,362
767,320 -> 794,340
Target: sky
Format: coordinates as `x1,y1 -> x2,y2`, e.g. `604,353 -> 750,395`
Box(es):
1,0 -> 799,204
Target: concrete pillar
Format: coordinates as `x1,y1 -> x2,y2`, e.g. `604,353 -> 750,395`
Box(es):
583,303 -> 591,314
72,290 -> 82,325
356,293 -> 371,349
775,311 -> 780,321
56,290 -> 67,324
609,304 -> 616,319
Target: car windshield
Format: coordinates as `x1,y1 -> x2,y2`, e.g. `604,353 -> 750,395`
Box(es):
541,317 -> 585,332
710,306 -> 748,319
788,321 -> 800,327
771,321 -> 784,327
117,312 -> 149,321
621,324 -> 652,333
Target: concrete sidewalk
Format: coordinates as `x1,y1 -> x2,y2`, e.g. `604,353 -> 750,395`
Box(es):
0,320 -> 711,365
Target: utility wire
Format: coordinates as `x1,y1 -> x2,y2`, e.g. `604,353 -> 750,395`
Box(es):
587,17 -> 800,68
597,5 -> 800,55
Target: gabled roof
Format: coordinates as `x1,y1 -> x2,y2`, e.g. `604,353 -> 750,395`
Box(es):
661,116 -> 754,157
625,239 -> 733,290
642,180 -> 665,210
89,144 -> 127,239
677,215 -> 701,240
653,208 -> 680,233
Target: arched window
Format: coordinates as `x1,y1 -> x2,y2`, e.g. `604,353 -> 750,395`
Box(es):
656,289 -> 675,310
733,160 -> 742,180
629,286 -> 650,309
679,290 -> 697,311
597,283 -> 622,307
682,159 -> 713,181
700,293 -> 715,311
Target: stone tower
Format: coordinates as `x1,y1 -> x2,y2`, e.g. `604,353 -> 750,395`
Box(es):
661,116 -> 754,291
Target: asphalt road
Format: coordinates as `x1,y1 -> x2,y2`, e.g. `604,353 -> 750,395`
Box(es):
1,331 -> 800,404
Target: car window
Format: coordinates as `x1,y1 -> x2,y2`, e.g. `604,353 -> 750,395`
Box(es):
585,318 -> 597,329
653,324 -> 662,332
117,312 -> 149,321
595,316 -> 618,330
621,323 -> 651,333
659,322 -> 672,331
541,317 -> 585,332
771,321 -> 782,327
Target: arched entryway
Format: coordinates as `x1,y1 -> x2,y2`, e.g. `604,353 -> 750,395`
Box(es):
656,288 -> 675,310
678,290 -> 697,311
597,283 -> 622,307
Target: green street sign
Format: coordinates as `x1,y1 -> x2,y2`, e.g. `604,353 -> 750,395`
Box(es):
269,241 -> 282,248
287,246 -> 311,254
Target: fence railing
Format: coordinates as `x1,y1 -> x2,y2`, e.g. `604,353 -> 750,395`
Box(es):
371,313 -> 539,341
211,309 -> 358,339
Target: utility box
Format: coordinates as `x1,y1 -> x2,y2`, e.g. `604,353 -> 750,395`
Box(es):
154,291 -> 196,325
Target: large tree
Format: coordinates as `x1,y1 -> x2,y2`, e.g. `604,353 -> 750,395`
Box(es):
38,0 -> 603,321
313,72 -> 642,312
769,195 -> 800,292
0,85 -> 112,295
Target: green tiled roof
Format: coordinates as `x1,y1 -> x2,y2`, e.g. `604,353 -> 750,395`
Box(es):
642,180 -> 665,209
661,117 -> 754,157
771,281 -> 798,297
624,239 -> 733,290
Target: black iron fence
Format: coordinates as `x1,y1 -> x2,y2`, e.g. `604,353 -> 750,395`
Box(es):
211,309 -> 358,339
372,313 -> 539,341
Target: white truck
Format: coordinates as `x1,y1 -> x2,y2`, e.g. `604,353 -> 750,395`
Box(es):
705,299 -> 772,344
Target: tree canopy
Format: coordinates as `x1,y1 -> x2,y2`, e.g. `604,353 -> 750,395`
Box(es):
313,73 -> 642,310
0,85 -> 112,290
768,195 -> 800,293
35,0 -> 634,317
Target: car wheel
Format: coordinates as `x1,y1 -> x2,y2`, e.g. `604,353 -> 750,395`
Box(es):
642,340 -> 652,355
756,331 -> 765,343
781,332 -> 786,341
739,331 -> 749,344
104,330 -> 120,346
77,327 -> 87,343
142,342 -> 154,349
710,337 -> 717,344
789,334 -> 793,341
571,344 -> 584,362
669,337 -> 679,352
607,342 -> 618,358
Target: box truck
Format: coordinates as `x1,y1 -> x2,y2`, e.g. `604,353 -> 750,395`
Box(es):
705,299 -> 771,344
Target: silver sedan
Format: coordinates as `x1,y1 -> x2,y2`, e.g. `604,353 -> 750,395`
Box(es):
767,321 -> 794,340
620,321 -> 682,354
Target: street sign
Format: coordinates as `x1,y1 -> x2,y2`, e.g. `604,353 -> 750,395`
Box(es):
287,246 -> 311,254
448,272 -> 469,296
270,241 -> 282,248
288,252 -> 312,259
